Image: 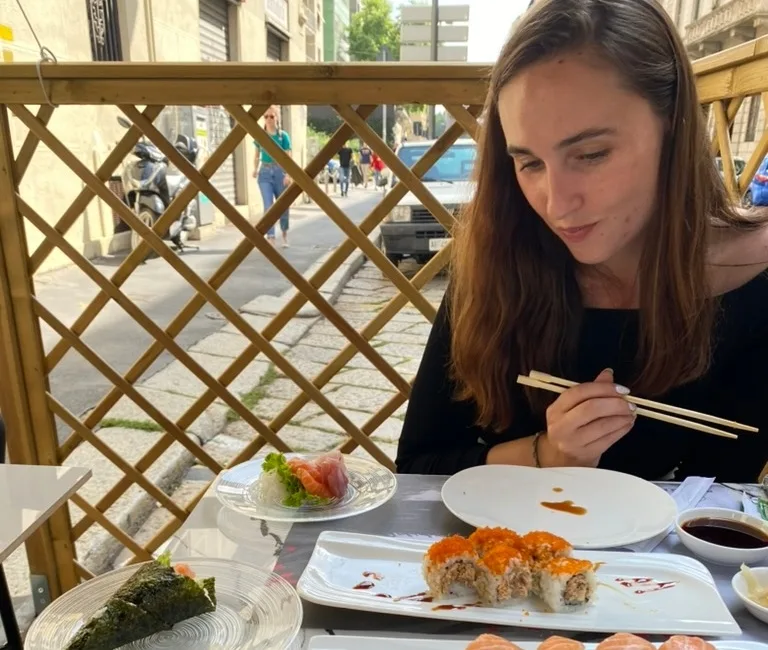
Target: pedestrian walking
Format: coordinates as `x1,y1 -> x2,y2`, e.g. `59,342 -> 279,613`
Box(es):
253,105 -> 292,247
360,143 -> 372,188
338,141 -> 353,197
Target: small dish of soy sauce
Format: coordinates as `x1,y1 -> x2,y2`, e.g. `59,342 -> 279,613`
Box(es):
675,507 -> 768,565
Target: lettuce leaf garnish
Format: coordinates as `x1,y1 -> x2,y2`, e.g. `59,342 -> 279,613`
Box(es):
262,452 -> 330,508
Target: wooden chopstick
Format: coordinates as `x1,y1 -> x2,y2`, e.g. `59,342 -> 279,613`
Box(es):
529,371 -> 759,433
516,374 -> 740,440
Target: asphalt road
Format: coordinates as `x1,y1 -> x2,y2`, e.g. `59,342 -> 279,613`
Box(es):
33,191 -> 382,439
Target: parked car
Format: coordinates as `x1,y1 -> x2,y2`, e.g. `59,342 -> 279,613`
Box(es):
743,156 -> 768,208
381,139 -> 476,265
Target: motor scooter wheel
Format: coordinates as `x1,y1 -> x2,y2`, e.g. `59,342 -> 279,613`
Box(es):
131,208 -> 160,259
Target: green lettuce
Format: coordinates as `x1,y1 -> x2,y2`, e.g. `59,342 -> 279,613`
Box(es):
262,452 -> 330,508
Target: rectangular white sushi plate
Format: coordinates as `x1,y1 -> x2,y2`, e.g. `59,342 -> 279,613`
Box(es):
309,640 -> 768,650
296,532 -> 741,637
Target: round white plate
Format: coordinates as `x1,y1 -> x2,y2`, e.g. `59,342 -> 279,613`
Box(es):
441,465 -> 678,548
215,453 -> 397,523
25,558 -> 302,649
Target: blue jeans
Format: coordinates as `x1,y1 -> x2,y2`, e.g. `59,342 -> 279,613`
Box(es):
339,166 -> 351,195
257,164 -> 289,237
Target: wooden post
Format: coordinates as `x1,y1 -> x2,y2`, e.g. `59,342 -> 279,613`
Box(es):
0,106 -> 78,602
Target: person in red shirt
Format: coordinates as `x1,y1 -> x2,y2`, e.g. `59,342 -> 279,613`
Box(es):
371,153 -> 385,190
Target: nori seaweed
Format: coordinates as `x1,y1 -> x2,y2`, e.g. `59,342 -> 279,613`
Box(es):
64,559 -> 216,650
63,598 -> 170,650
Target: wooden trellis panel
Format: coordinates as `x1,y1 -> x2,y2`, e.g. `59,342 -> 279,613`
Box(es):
0,39 -> 766,597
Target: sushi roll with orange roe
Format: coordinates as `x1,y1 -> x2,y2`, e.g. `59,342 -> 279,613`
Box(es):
476,543 -> 532,604
466,635 -> 524,649
596,634 -> 656,650
468,527 -> 522,556
423,535 -> 478,599
520,531 -> 573,567
659,637 -> 716,650
535,556 -> 596,612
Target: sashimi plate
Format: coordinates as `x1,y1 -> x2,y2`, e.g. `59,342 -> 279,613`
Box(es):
309,640 -> 768,650
215,454 -> 397,522
296,532 -> 741,636
25,558 -> 302,650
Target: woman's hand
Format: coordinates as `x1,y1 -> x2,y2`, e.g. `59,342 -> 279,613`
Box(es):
543,369 -> 636,466
283,175 -> 291,187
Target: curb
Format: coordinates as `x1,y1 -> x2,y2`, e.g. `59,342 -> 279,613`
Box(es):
83,227 -> 382,572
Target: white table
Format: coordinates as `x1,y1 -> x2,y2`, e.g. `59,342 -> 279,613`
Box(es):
0,464 -> 91,563
163,476 -> 767,649
0,464 -> 90,650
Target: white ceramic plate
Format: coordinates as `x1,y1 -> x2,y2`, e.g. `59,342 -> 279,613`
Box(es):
25,558 -> 302,650
309,639 -> 768,650
296,531 -> 740,637
441,466 -> 678,548
215,453 -> 397,523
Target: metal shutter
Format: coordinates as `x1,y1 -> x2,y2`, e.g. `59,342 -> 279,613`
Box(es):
267,30 -> 283,62
199,0 -> 237,204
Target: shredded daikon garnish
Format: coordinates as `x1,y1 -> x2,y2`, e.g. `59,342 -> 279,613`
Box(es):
739,563 -> 768,607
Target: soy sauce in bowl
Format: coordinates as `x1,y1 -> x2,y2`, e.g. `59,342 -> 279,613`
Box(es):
682,517 -> 768,549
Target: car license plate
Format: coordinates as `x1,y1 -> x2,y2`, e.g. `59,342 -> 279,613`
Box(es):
428,238 -> 450,251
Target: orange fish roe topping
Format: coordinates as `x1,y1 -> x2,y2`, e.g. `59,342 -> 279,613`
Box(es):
480,544 -> 529,576
544,557 -> 593,576
426,535 -> 476,564
469,527 -> 521,553
521,531 -> 571,552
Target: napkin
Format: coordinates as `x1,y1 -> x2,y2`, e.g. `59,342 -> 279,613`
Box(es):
624,476 -> 715,553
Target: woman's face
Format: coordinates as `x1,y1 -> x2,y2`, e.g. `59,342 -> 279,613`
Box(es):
497,51 -> 665,269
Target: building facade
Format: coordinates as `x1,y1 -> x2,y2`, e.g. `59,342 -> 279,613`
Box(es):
323,0 -> 351,62
0,0 -> 315,272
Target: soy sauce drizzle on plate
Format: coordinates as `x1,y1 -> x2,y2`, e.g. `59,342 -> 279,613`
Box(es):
540,499 -> 587,515
353,581 -> 375,590
363,571 -> 384,580
552,487 -> 563,493
615,577 -> 678,594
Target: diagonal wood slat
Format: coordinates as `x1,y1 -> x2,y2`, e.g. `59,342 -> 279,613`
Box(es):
713,100 -> 738,199
710,96 -> 744,157
444,104 -> 482,142
14,103 -> 55,181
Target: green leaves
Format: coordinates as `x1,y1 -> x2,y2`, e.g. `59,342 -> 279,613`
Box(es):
262,452 -> 331,508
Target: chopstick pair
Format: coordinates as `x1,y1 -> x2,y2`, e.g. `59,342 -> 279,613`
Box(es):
516,370 -> 759,440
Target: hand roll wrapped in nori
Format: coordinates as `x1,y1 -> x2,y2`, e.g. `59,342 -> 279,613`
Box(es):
64,552 -> 216,650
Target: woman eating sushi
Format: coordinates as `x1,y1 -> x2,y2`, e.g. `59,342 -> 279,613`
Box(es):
396,0 -> 768,482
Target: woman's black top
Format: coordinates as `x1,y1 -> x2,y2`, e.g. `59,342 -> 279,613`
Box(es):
396,272 -> 768,482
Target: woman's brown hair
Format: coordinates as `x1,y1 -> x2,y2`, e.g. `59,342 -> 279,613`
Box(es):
450,0 -> 759,431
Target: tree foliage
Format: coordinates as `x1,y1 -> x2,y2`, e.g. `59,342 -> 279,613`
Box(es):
348,0 -> 400,61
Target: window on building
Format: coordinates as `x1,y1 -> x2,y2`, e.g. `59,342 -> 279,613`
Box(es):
745,95 -> 761,142
86,0 -> 122,61
692,0 -> 702,20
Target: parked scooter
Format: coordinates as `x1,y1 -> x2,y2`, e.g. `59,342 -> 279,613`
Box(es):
116,116 -> 199,255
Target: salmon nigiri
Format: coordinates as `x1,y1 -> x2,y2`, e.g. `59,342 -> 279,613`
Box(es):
466,635 -> 524,650
596,634 -> 656,650
659,637 -> 716,650
538,636 -> 586,650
